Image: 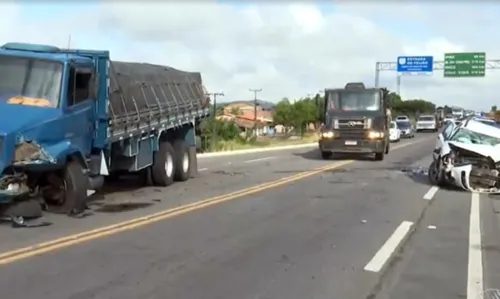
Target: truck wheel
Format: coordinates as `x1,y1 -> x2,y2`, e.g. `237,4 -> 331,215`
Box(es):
58,160 -> 88,215
321,151 -> 332,160
152,140 -> 175,187
173,139 -> 190,182
375,152 -> 384,161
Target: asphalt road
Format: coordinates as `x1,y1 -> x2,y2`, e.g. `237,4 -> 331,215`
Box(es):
1,133 -> 500,299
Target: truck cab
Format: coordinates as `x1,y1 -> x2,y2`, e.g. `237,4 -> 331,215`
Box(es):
318,82 -> 390,161
0,42 -> 106,217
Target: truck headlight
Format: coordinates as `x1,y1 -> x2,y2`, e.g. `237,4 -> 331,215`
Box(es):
321,131 -> 335,139
368,131 -> 384,139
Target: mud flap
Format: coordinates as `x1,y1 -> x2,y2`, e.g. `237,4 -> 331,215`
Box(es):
188,146 -> 199,178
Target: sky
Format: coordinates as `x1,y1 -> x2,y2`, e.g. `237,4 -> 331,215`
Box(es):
0,1 -> 499,111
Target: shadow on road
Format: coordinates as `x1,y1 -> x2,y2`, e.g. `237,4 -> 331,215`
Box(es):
292,149 -> 376,161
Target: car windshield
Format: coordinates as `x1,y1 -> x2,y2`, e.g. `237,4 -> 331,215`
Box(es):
390,122 -> 396,129
0,55 -> 63,108
397,122 -> 411,129
418,116 -> 435,122
450,127 -> 500,145
326,90 -> 380,111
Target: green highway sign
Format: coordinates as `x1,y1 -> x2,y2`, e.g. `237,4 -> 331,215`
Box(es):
444,52 -> 486,77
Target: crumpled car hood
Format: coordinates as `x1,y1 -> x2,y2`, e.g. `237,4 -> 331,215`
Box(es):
447,141 -> 500,162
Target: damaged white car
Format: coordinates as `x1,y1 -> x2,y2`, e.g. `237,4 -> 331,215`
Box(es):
428,119 -> 500,192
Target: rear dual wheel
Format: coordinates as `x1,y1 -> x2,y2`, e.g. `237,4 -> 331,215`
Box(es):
151,139 -> 191,186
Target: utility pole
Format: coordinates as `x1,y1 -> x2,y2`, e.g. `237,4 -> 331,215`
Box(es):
249,88 -> 262,135
207,92 -> 224,151
208,92 -> 224,150
67,34 -> 72,49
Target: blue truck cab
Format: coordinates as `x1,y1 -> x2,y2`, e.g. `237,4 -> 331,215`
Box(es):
0,42 -> 210,220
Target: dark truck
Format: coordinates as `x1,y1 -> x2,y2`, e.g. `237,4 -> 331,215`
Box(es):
317,82 -> 390,161
0,42 -> 210,224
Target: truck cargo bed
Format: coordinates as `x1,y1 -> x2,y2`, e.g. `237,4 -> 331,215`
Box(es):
108,61 -> 210,140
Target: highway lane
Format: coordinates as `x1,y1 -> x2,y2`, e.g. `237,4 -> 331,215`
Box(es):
3,132 -> 499,299
0,135 -> 421,252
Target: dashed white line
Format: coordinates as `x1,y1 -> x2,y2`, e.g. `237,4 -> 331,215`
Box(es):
244,156 -> 276,163
467,192 -> 483,299
198,168 -> 208,172
423,186 -> 439,200
364,221 -> 414,273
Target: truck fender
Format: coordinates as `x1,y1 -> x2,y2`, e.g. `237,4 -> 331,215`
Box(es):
41,141 -> 89,170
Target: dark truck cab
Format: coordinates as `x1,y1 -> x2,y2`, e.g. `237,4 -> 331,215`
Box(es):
318,82 -> 390,161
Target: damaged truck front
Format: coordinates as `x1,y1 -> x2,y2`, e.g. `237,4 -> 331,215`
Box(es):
0,42 -> 210,224
429,118 -> 500,192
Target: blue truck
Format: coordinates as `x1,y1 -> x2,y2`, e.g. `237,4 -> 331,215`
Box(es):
0,42 -> 210,224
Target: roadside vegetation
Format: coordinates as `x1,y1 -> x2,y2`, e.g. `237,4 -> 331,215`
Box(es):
198,88 -> 436,152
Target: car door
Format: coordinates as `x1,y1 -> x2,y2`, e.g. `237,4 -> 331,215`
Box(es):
434,121 -> 456,160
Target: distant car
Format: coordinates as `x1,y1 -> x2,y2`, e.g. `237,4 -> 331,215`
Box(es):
389,121 -> 401,142
396,121 -> 415,138
416,115 -> 438,132
396,116 -> 409,122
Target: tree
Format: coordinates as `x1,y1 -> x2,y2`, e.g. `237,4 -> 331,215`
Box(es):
273,98 -> 294,127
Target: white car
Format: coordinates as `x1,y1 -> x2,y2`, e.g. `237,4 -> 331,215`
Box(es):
389,121 -> 401,142
429,119 -> 500,192
416,115 -> 437,132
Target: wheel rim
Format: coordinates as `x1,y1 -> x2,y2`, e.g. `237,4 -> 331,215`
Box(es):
165,153 -> 173,177
182,152 -> 189,173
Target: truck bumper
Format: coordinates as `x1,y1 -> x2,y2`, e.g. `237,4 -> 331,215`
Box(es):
319,139 -> 385,154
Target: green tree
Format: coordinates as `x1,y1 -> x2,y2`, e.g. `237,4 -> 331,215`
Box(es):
273,98 -> 294,127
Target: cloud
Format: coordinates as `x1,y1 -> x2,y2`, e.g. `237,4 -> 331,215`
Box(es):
0,2 -> 498,111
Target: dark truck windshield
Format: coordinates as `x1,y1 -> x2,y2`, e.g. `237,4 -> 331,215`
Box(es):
326,89 -> 380,111
397,121 -> 411,129
418,116 -> 435,122
0,55 -> 63,107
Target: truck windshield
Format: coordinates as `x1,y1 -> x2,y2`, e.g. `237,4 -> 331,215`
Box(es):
0,55 -> 62,108
326,90 -> 380,111
418,116 -> 435,122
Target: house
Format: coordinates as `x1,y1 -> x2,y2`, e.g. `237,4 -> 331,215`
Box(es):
219,101 -> 274,136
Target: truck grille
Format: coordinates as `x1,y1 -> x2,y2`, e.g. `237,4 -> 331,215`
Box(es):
338,130 -> 366,140
338,119 -> 366,129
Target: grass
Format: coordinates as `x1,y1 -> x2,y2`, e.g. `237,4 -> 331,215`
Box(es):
206,134 -> 318,152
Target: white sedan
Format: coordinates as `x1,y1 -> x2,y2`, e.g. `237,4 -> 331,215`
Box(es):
389,121 -> 401,142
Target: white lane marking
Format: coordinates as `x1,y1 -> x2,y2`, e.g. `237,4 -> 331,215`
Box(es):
364,221 -> 414,273
427,225 -> 437,230
467,192 -> 483,299
244,156 -> 276,163
199,168 -> 208,172
423,186 -> 439,200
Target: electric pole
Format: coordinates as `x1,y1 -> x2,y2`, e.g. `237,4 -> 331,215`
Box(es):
249,88 -> 262,134
207,92 -> 224,151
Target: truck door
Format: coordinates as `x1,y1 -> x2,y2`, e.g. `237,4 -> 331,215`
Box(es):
61,65 -> 95,156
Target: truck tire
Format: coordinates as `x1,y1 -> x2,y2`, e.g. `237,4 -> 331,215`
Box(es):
173,139 -> 190,182
54,160 -> 88,215
151,140 -> 175,187
375,152 -> 385,161
321,151 -> 332,160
